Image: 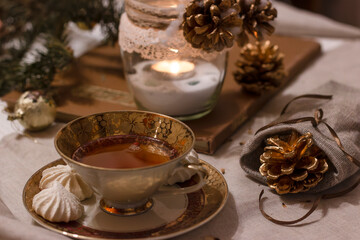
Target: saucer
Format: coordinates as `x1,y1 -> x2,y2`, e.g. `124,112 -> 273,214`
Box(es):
23,159 -> 228,239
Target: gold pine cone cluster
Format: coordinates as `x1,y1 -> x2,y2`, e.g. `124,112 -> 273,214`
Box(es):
182,0 -> 277,52
233,40 -> 286,94
259,131 -> 329,194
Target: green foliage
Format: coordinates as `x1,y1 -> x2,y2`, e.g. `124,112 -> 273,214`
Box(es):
0,0 -> 122,96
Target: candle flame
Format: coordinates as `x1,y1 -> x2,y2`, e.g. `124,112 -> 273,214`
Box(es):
169,61 -> 180,74
152,60 -> 195,75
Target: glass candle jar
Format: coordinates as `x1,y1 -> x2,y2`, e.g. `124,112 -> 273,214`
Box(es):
119,0 -> 227,121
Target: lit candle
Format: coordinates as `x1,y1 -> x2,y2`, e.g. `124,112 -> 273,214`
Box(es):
151,60 -> 195,79
129,59 -> 222,116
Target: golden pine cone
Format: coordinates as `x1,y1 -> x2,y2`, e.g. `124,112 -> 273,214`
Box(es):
259,131 -> 329,194
237,0 -> 277,45
233,40 -> 286,94
182,0 -> 243,52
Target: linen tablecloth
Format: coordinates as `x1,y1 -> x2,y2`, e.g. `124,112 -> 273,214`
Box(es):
1,1 -> 360,239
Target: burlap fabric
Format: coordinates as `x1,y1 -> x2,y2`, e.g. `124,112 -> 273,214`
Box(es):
240,81 -> 360,193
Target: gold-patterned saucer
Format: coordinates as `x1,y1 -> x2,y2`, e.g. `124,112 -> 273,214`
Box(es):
23,159 -> 228,240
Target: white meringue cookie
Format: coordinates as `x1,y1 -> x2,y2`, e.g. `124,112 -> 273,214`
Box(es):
32,182 -> 84,222
39,164 -> 93,201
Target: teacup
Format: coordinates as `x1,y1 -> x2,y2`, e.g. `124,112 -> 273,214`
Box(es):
54,110 -> 207,216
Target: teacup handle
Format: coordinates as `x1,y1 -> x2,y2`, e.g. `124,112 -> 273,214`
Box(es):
157,150 -> 208,195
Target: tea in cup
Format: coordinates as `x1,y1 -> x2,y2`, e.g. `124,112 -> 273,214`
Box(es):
54,111 -> 207,216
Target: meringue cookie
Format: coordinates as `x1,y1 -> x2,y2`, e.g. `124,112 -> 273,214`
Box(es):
40,164 -> 93,201
32,182 -> 84,222
167,150 -> 199,185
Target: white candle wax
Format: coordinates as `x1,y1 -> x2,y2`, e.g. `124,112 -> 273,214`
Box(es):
127,60 -> 223,116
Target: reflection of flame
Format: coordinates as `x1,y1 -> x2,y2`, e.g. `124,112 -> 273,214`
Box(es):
169,48 -> 179,53
128,143 -> 141,152
254,31 -> 258,39
104,206 -> 118,214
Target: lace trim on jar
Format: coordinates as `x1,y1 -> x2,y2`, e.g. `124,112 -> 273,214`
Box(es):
119,13 -> 222,61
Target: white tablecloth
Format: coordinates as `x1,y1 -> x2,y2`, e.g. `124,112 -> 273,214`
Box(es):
1,2 -> 360,240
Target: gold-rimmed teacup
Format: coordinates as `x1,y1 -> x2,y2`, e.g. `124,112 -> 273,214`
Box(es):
54,110 -> 207,216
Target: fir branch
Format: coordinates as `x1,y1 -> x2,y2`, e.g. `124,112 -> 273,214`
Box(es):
0,0 -> 122,96
0,36 -> 73,95
22,36 -> 74,91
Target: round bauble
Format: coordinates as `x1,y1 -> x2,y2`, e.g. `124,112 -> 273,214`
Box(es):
8,91 -> 56,131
